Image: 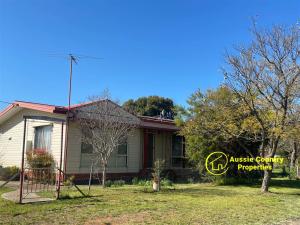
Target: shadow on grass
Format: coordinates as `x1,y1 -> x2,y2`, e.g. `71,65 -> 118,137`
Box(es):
58,194 -> 103,202
270,179 -> 300,189
215,178 -> 300,189
134,186 -> 238,197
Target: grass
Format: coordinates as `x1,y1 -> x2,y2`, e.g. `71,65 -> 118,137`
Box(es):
0,179 -> 300,225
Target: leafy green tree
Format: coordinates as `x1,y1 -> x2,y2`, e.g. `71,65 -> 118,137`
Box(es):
123,96 -> 175,118
178,86 -> 261,178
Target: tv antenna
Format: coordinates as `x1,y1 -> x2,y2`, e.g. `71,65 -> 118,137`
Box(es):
47,52 -> 102,110
47,52 -> 102,175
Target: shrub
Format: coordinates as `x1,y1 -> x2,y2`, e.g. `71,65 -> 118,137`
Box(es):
289,167 -> 298,180
187,177 -> 195,184
132,177 -> 139,185
137,179 -> 150,186
160,178 -> 173,187
152,159 -> 165,183
26,149 -> 54,168
113,179 -> 126,186
105,179 -> 126,187
63,175 -> 75,187
105,180 -> 113,187
0,166 -> 20,180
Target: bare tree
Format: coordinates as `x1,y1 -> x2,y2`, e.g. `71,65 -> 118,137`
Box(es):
224,22 -> 300,192
76,95 -> 140,188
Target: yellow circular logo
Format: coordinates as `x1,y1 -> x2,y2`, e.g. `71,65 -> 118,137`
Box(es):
205,152 -> 229,176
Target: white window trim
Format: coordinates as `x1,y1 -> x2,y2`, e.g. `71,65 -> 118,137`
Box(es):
33,125 -> 53,152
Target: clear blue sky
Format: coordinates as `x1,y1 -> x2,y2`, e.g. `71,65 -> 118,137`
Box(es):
0,0 -> 299,110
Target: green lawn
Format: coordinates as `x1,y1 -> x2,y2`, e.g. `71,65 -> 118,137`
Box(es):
0,179 -> 300,225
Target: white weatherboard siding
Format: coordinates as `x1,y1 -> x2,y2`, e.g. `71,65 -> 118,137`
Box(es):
0,109 -> 66,168
0,111 -> 24,167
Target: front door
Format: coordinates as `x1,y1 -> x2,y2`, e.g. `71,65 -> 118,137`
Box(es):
146,133 -> 155,168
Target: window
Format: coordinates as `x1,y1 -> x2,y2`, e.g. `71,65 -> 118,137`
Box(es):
116,143 -> 127,167
34,125 -> 53,151
172,135 -> 185,168
81,143 -> 93,154
80,142 -> 128,168
80,142 -> 94,167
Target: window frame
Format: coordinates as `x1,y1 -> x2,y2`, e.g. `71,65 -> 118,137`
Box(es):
80,141 -> 128,168
33,125 -> 53,152
171,135 -> 185,168
116,142 -> 128,168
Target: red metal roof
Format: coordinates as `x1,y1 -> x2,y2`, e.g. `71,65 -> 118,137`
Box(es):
0,103 -> 17,118
0,101 -> 68,118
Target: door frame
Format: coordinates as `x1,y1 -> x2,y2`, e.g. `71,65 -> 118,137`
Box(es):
143,129 -> 156,168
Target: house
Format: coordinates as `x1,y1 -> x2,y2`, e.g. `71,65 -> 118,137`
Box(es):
0,100 -> 188,181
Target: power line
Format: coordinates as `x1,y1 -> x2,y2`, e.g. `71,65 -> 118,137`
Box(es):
0,100 -> 13,105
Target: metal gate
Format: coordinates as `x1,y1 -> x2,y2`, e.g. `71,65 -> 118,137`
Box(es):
19,116 -> 65,203
21,167 -> 57,197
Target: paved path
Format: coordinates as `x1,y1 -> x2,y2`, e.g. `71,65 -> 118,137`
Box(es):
284,219 -> 300,225
0,180 -> 19,189
1,180 -> 54,204
1,190 -> 54,204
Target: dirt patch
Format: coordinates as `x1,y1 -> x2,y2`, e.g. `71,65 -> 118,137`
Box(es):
282,219 -> 300,225
84,211 -> 154,225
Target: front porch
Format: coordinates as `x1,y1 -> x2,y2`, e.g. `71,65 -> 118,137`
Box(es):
142,129 -> 186,170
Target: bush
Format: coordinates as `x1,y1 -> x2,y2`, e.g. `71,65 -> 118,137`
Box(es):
138,179 -> 151,186
160,178 -> 173,187
113,179 -> 126,186
187,177 -> 195,184
26,149 -> 54,168
0,166 -> 20,180
105,179 -> 126,187
289,167 -> 298,180
132,177 -> 139,185
63,175 -> 75,187
105,180 -> 113,187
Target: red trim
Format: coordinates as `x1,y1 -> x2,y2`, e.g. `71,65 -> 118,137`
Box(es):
0,101 -> 68,119
139,115 -> 175,125
0,103 -> 18,117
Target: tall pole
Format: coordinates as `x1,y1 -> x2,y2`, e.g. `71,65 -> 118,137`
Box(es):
19,118 -> 27,204
56,122 -> 64,199
63,54 -> 75,177
68,55 -> 73,110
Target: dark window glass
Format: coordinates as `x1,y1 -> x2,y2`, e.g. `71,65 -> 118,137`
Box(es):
81,143 -> 93,154
117,142 -> 127,167
172,135 -> 185,167
117,143 -> 127,155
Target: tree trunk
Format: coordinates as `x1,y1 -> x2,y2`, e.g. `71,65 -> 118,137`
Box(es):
261,169 -> 272,192
290,142 -> 297,169
102,164 -> 107,188
88,162 -> 94,194
261,170 -> 272,193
